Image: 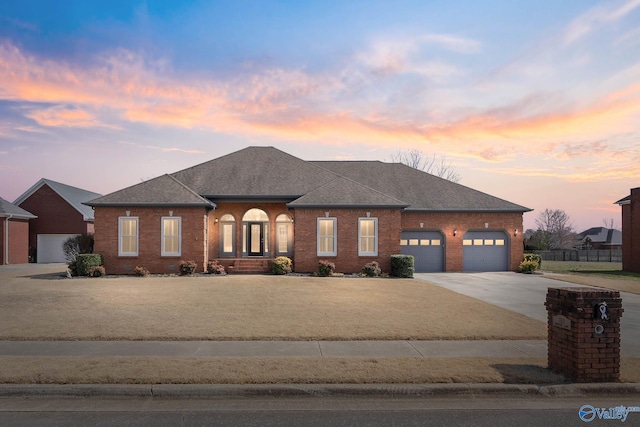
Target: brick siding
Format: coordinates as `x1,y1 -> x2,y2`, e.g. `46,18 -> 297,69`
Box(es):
0,218 -> 30,265
621,187 -> 640,273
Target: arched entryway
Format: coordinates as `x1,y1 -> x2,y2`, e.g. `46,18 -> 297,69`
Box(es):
242,208 -> 269,257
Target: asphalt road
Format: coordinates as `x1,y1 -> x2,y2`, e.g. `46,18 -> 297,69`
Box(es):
1,396 -> 638,427
415,272 -> 640,356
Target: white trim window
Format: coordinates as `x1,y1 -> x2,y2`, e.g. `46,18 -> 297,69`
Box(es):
119,217 -> 139,256
358,218 -> 378,256
161,217 -> 181,256
317,218 -> 337,256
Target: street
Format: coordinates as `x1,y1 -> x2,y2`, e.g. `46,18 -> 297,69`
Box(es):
1,395 -> 638,426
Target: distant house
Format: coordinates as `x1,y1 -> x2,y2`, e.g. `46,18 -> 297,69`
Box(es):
575,227 -> 622,250
0,197 -> 37,265
86,147 -> 531,275
616,187 -> 640,273
13,179 -> 102,263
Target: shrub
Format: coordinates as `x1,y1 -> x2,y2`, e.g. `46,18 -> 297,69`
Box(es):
87,265 -> 106,277
318,260 -> 336,277
523,253 -> 542,269
391,254 -> 414,278
518,260 -> 539,274
133,266 -> 149,277
62,234 -> 94,264
207,260 -> 226,275
362,261 -> 381,277
179,260 -> 197,275
75,254 -> 103,276
67,261 -> 78,277
273,256 -> 293,275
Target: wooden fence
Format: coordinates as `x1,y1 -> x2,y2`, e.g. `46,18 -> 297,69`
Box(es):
531,250 -> 622,262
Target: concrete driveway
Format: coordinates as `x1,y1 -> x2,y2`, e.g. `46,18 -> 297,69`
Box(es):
415,272 -> 640,357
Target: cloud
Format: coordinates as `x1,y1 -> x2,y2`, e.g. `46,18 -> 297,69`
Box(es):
563,0 -> 640,45
117,140 -> 204,154
26,106 -> 113,128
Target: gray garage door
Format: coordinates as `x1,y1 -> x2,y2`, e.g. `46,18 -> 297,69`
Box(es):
37,234 -> 78,263
400,231 -> 444,272
462,231 -> 509,272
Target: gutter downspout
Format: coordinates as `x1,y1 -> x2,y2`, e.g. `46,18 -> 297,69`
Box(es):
4,214 -> 12,265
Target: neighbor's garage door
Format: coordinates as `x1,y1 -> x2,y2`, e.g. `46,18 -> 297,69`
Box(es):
462,231 -> 508,272
37,234 -> 78,263
400,231 -> 444,272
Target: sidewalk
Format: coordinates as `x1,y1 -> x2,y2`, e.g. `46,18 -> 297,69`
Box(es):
0,339 -> 547,358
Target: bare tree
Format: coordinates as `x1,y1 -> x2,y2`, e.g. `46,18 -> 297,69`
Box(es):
391,149 -> 461,183
535,209 -> 576,250
602,218 -> 617,230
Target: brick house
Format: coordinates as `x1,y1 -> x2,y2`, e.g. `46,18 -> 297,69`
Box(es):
616,187 -> 640,273
86,147 -> 531,274
14,179 -> 102,263
0,197 -> 37,265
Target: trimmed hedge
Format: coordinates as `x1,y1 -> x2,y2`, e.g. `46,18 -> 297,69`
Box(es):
523,253 -> 542,268
391,254 -> 414,278
76,254 -> 104,276
273,256 -> 293,275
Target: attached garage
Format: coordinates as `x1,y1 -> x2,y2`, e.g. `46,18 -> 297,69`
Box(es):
462,231 -> 509,271
400,231 -> 444,272
37,234 -> 78,263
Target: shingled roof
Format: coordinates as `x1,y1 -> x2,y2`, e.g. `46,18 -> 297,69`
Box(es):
86,146 -> 530,212
14,178 -> 101,221
0,197 -> 37,219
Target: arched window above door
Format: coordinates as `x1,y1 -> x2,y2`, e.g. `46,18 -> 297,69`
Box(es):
242,209 -> 268,222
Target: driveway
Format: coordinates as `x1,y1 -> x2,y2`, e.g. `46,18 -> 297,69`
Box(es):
415,272 -> 640,357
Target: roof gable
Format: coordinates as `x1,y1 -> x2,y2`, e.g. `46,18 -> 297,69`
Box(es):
577,227 -> 621,245
0,197 -> 37,219
171,147 -> 338,198
14,178 -> 101,221
85,175 -> 214,207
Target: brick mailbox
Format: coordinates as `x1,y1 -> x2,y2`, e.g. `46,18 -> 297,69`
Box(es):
545,287 -> 623,383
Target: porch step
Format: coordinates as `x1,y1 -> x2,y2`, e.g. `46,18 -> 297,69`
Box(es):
226,259 -> 272,274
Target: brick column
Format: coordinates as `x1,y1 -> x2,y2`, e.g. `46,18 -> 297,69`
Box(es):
545,287 -> 623,383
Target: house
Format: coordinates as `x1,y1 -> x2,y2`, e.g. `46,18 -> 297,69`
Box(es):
0,197 -> 37,265
616,187 -> 640,273
85,147 -> 532,274
13,179 -> 102,263
575,227 -> 622,250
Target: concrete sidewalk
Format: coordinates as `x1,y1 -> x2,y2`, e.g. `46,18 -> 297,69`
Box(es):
0,340 -> 547,358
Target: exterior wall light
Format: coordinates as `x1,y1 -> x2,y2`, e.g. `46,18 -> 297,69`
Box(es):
453,229 -> 457,236
514,229 -> 518,236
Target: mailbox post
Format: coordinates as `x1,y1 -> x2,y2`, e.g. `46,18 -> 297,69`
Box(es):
545,287 -> 623,383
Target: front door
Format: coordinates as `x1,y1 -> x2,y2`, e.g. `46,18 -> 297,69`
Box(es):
248,222 -> 264,256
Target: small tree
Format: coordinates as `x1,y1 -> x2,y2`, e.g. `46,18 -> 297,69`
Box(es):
535,209 -> 576,250
62,234 -> 94,263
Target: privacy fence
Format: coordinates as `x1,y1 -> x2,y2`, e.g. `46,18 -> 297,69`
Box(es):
531,250 -> 622,262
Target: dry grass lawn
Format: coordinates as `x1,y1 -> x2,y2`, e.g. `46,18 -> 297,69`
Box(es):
0,274 -> 546,341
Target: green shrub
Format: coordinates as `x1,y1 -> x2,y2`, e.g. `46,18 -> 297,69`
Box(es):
523,253 -> 542,269
76,254 -> 103,276
391,254 -> 414,278
179,260 -> 197,275
207,260 -> 226,275
87,265 -> 106,277
318,260 -> 336,277
67,261 -> 78,277
273,256 -> 293,275
362,261 -> 381,277
133,266 -> 149,277
518,260 -> 539,273
62,234 -> 94,264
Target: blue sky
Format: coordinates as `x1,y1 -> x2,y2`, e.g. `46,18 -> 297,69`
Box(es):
1,0 -> 639,231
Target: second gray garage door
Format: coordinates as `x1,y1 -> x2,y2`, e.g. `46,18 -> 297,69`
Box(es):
462,231 -> 509,271
400,231 -> 444,272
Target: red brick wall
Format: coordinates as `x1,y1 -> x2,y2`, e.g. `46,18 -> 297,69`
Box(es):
207,202 -> 291,259
401,211 -> 525,271
17,184 -> 92,250
94,206 -> 209,275
622,187 -> 640,273
0,218 -> 30,265
292,208 -> 402,273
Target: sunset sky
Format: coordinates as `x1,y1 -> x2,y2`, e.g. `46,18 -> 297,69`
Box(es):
1,0 -> 639,231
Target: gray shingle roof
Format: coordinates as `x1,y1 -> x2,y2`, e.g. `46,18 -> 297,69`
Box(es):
86,146 -> 530,212
0,197 -> 37,219
85,175 -> 215,207
13,178 -> 101,221
577,227 -> 622,246
312,161 -> 531,212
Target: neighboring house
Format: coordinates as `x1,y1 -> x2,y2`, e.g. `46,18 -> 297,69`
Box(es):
616,187 -> 640,273
0,197 -> 37,265
575,227 -> 622,250
13,179 -> 102,263
86,147 -> 532,275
